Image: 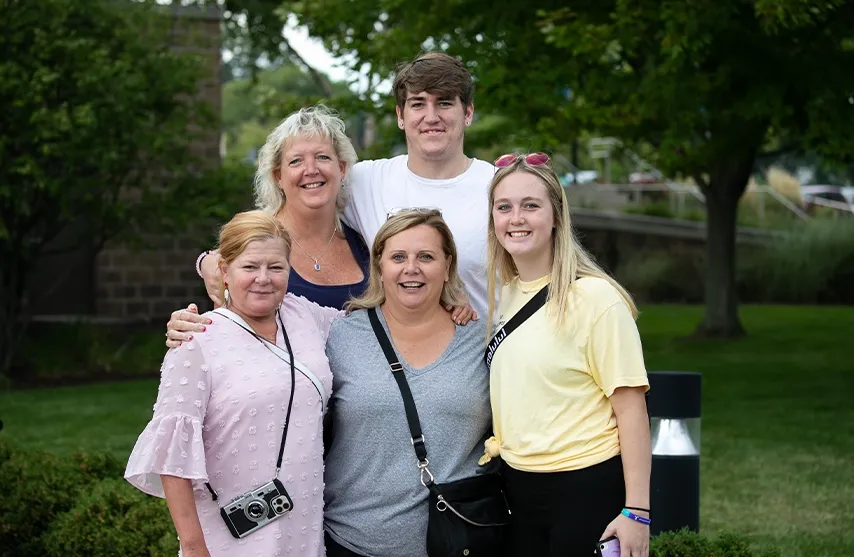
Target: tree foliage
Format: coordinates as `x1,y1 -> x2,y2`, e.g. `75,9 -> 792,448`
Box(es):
206,0 -> 854,336
0,0 -> 228,374
538,1 -> 854,336
222,62 -> 355,162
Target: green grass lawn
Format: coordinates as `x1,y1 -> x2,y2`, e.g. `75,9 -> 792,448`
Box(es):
1,304 -> 852,557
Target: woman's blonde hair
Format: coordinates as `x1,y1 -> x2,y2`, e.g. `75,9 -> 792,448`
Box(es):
217,210 -> 292,302
346,210 -> 468,312
254,104 -> 358,215
486,159 -> 637,331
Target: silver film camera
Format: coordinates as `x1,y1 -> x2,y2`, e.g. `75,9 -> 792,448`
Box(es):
219,478 -> 293,538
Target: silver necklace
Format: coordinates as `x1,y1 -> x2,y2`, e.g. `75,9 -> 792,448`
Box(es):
291,229 -> 336,271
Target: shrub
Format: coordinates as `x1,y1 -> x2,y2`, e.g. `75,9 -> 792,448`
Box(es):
70,448 -> 126,483
0,440 -> 125,557
43,478 -> 178,557
0,438 -> 12,465
739,218 -> 854,304
651,529 -> 780,557
616,251 -> 705,304
12,322 -> 166,385
0,444 -> 87,556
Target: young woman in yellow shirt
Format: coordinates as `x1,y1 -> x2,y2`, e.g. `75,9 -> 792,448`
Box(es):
483,153 -> 651,557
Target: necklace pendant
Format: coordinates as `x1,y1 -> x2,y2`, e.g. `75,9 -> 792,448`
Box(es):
314,262 -> 321,272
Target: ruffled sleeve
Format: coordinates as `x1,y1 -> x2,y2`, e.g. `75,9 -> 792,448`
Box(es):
124,340 -> 211,498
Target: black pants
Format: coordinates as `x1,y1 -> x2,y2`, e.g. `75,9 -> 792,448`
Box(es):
325,531 -> 366,557
502,456 -> 625,557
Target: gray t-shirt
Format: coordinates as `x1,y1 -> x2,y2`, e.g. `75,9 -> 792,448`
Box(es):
323,308 -> 492,557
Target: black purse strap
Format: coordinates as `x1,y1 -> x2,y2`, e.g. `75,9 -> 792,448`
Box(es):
203,312 -> 297,501
367,308 -> 435,485
484,285 -> 549,368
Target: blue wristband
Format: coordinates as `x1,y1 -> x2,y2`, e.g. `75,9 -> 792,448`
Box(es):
621,508 -> 651,525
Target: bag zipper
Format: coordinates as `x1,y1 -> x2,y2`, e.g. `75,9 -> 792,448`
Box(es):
436,495 -> 510,527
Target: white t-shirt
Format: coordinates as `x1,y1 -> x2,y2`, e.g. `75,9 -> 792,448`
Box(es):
343,155 -> 495,316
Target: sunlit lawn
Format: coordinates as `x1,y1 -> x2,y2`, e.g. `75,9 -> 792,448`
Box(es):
2,304 -> 852,557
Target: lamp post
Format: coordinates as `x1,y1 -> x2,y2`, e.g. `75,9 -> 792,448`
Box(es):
648,371 -> 702,534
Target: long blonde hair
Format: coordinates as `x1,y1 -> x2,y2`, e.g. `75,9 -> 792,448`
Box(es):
346,210 -> 468,312
486,159 -> 637,331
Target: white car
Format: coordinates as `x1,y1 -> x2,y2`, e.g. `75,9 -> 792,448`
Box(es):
561,170 -> 599,185
801,185 -> 854,213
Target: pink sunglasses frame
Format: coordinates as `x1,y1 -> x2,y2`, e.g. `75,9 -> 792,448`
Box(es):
494,152 -> 551,168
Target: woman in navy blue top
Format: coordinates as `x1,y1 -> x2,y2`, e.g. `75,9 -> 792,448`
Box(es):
286,221 -> 370,309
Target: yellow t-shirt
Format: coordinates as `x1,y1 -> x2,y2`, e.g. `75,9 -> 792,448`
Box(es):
490,275 -> 649,472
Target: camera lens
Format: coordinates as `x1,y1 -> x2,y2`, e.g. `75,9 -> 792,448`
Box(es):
272,495 -> 291,514
245,500 -> 267,520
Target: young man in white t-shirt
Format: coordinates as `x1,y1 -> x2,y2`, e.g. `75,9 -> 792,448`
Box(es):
343,52 -> 494,317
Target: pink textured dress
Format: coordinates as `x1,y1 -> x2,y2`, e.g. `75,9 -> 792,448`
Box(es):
125,294 -> 341,557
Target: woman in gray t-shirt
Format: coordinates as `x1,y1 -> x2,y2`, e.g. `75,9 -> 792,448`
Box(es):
323,209 -> 492,557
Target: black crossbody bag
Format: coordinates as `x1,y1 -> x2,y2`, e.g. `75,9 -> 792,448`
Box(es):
367,308 -> 510,557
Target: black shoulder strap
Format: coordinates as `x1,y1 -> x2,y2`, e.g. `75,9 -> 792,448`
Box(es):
485,285 -> 549,368
367,308 -> 428,464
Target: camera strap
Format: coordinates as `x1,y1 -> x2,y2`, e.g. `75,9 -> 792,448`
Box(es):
213,308 -> 327,412
203,309 -> 296,503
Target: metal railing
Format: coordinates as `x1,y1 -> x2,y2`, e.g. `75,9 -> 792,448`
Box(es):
564,182 -> 854,223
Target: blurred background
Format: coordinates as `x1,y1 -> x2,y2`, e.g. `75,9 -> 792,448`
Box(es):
0,1 -> 851,556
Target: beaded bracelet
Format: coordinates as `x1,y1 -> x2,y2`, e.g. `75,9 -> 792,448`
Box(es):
195,250 -> 211,278
621,508 -> 651,525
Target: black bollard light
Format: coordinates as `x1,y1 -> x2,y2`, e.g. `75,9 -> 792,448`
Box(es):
647,371 -> 701,535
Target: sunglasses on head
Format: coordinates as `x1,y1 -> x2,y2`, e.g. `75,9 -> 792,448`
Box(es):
494,152 -> 551,168
385,206 -> 443,221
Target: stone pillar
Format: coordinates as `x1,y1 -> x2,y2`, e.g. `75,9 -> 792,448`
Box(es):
94,4 -> 222,321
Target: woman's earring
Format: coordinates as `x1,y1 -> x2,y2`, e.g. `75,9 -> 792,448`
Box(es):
223,283 -> 230,306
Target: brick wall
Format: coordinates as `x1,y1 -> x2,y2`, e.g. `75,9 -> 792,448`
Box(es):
94,5 -> 222,321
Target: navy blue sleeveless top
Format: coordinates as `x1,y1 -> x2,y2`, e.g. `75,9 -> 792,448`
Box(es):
287,223 -> 370,310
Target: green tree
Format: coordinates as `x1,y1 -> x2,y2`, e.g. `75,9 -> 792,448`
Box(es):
0,0 -> 227,375
213,0 -> 854,336
222,63 -> 355,163
539,1 -> 854,336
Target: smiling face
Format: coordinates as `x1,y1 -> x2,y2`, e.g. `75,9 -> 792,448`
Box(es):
379,224 -> 451,312
396,91 -> 472,163
492,171 -> 555,271
276,135 -> 347,212
221,238 -> 290,320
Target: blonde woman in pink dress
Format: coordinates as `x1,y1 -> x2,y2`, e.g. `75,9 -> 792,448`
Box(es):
125,211 -> 338,557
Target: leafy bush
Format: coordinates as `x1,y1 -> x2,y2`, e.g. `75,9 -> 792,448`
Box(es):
0,441 -> 782,557
612,217 -> 853,304
739,218 -> 854,304
12,322 -> 166,385
43,478 -> 178,557
651,529 -> 780,557
0,438 -> 12,465
616,251 -> 705,304
70,448 -> 126,482
0,439 -> 125,557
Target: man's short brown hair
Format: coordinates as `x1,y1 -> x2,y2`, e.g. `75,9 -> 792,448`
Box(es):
393,52 -> 474,110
